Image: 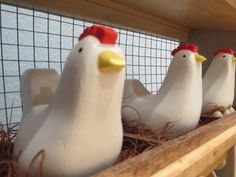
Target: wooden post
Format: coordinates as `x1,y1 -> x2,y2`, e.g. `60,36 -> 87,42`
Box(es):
216,146 -> 236,177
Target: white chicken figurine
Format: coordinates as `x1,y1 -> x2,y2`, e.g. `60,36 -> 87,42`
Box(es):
13,25 -> 126,177
122,44 -> 206,136
202,48 -> 236,116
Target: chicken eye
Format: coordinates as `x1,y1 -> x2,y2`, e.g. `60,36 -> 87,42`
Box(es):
183,55 -> 186,58
78,48 -> 83,53
223,55 -> 226,58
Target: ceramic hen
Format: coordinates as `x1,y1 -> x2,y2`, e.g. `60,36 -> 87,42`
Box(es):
14,25 -> 126,177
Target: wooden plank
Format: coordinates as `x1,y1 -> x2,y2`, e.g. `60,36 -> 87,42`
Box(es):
113,0 -> 236,32
226,0 -> 236,10
87,0 -> 187,33
92,114 -> 236,177
0,0 -> 189,41
151,125 -> 236,177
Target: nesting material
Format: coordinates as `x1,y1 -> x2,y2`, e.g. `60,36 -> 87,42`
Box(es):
198,106 -> 225,127
201,105 -> 225,117
201,105 -> 236,121
0,114 -> 221,177
0,122 -> 47,177
0,123 -> 23,177
116,120 -> 174,163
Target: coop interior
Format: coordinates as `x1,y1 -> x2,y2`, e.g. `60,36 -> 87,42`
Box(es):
1,1 -> 236,177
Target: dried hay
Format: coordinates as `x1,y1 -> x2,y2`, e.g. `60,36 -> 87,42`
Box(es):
0,113 -> 221,177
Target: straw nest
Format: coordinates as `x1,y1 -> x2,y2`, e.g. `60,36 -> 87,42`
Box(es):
0,112 -> 221,177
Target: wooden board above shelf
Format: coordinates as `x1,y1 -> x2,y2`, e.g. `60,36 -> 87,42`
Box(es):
2,0 -> 236,41
113,0 -> 236,32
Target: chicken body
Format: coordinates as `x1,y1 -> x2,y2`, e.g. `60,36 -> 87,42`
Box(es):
202,50 -> 236,113
14,27 -> 126,177
122,46 -> 206,136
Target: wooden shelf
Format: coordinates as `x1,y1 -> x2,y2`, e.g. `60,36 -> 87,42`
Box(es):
113,0 -> 236,32
1,0 -> 236,41
2,0 -> 236,41
0,0 -> 188,41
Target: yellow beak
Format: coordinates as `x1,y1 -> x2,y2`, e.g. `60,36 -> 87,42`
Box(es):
232,57 -> 236,63
98,51 -> 126,72
195,54 -> 207,63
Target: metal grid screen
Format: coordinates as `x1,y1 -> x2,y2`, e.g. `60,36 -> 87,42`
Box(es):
0,3 -> 180,124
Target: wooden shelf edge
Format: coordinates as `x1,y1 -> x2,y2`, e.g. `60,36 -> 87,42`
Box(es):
87,0 -> 188,34
152,123 -> 236,177
226,0 -> 236,10
92,113 -> 236,177
0,0 -> 189,41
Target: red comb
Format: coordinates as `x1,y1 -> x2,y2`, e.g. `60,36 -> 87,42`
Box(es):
79,25 -> 117,45
213,48 -> 235,57
171,44 -> 199,56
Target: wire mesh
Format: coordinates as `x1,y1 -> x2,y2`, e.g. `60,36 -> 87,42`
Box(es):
0,3 -> 180,124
